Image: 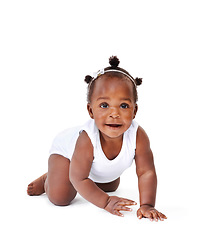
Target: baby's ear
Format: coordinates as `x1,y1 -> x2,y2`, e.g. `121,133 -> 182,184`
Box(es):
87,103 -> 94,119
133,104 -> 138,119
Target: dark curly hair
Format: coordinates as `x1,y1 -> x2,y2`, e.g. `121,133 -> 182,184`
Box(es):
84,56 -> 142,103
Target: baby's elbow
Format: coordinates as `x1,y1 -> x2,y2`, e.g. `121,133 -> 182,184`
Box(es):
69,165 -> 87,188
148,170 -> 157,184
137,169 -> 157,180
69,164 -> 79,185
69,169 -> 80,186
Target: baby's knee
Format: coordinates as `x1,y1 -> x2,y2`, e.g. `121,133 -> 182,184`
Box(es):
48,188 -> 76,206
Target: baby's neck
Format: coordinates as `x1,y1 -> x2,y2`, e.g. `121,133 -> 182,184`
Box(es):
99,131 -> 123,160
99,131 -> 123,145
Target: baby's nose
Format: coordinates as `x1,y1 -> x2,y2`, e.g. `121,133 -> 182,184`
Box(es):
109,107 -> 120,118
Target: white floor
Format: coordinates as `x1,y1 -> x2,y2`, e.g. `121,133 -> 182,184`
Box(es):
1,161 -> 214,240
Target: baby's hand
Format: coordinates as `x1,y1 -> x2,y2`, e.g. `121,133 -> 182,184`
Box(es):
137,205 -> 167,221
104,196 -> 137,217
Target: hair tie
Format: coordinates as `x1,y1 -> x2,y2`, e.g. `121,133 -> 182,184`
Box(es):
85,56 -> 142,88
89,69 -> 136,88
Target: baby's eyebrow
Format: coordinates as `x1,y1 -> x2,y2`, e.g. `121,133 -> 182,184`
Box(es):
120,98 -> 132,102
96,97 -> 110,101
96,97 -> 132,102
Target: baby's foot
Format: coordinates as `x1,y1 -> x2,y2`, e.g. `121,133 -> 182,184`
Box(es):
27,173 -> 47,196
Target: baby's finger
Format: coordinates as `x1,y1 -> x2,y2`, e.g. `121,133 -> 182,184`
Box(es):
119,198 -> 137,206
115,205 -> 132,212
151,211 -> 159,222
137,209 -> 142,219
147,212 -> 154,221
113,210 -> 124,217
158,212 -> 167,220
137,212 -> 143,219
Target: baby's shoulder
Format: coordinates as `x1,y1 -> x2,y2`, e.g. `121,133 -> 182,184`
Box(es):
136,126 -> 151,152
76,130 -> 93,149
73,130 -> 94,160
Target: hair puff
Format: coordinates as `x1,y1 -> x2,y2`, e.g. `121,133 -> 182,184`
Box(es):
134,77 -> 143,86
84,75 -> 93,84
109,56 -> 120,68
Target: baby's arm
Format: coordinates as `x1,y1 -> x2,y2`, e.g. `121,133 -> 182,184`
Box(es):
135,127 -> 167,221
70,131 -> 136,216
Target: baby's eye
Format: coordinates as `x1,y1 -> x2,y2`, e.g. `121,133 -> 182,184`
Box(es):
100,102 -> 109,108
120,103 -> 129,109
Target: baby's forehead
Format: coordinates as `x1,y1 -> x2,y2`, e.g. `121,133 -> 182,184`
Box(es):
96,75 -> 132,88
92,76 -> 134,98
97,75 -> 133,86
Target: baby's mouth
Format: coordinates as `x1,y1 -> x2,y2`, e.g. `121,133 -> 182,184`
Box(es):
105,124 -> 122,128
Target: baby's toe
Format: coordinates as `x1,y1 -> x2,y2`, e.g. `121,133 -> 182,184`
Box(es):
27,183 -> 34,195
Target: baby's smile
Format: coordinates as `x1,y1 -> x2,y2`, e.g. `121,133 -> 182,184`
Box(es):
105,123 -> 122,128
105,123 -> 123,131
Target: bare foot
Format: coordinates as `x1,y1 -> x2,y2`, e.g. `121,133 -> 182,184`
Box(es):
27,173 -> 47,196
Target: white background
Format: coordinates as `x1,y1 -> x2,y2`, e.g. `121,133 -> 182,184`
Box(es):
1,0 -> 215,239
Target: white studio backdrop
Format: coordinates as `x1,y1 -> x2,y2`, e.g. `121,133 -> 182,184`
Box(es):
0,1 -> 214,239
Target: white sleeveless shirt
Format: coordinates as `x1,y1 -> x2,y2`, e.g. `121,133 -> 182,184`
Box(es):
49,119 -> 139,183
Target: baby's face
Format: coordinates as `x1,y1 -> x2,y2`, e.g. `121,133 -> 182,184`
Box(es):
87,76 -> 138,140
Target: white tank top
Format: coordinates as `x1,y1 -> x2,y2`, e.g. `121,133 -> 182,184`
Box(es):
49,119 -> 139,183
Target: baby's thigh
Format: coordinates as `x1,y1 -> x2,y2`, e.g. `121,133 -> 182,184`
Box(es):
46,154 -> 77,205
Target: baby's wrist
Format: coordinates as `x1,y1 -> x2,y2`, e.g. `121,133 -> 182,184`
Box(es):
103,196 -> 111,209
140,203 -> 154,208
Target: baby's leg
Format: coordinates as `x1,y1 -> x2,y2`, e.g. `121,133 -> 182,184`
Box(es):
45,154 -> 77,206
28,154 -> 77,206
95,177 -> 120,192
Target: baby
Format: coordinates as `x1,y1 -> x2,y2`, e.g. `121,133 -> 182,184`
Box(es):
27,56 -> 167,221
